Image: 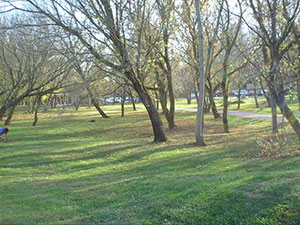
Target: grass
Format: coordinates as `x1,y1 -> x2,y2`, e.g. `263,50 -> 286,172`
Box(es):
175,97 -> 299,117
0,105 -> 300,225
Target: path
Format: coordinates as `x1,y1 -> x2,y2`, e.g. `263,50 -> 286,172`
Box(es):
175,107 -> 298,122
94,105 -> 298,122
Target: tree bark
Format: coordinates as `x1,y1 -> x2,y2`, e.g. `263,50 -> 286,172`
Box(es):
128,89 -> 136,111
87,87 -> 110,118
158,87 -> 176,129
132,98 -> 136,111
207,81 -> 221,119
195,0 -> 205,146
270,94 -> 278,133
121,89 -> 125,117
126,71 -> 166,142
209,93 -> 221,119
187,89 -> 192,104
297,80 -> 300,112
259,77 -> 271,107
0,110 -> 6,121
166,72 -> 176,129
4,105 -> 16,125
222,80 -> 229,133
237,86 -> 241,110
275,91 -> 300,141
33,109 -> 38,126
92,100 -> 110,118
254,81 -> 259,108
32,95 -> 41,126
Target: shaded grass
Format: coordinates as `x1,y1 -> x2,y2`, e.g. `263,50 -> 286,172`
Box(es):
0,107 -> 300,225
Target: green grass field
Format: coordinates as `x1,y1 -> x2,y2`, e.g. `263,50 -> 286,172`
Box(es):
0,105 -> 300,224
175,96 -> 299,117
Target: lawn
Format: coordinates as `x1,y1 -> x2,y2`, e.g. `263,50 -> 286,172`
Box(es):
175,97 -> 299,117
0,105 -> 300,225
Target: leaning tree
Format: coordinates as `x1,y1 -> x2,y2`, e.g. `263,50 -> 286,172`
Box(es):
5,0 -> 167,142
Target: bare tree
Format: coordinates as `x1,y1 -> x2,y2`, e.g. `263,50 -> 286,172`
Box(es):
153,0 -> 177,129
219,0 -> 243,133
247,0 -> 300,140
60,36 -> 110,118
0,18 -> 72,122
6,0 -> 167,142
195,0 -> 206,146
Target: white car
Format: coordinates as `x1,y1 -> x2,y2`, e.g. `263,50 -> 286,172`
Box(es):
106,97 -> 115,103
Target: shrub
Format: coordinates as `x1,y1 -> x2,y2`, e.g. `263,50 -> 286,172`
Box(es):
256,134 -> 291,157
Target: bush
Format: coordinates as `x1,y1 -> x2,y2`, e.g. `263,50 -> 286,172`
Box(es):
256,134 -> 291,157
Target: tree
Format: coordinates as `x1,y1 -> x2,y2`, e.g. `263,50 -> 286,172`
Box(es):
60,36 -> 110,118
179,0 -> 224,120
152,0 -> 177,129
0,17 -> 71,122
195,0 -> 205,146
219,0 -> 243,133
7,0 -> 167,142
247,0 -> 300,140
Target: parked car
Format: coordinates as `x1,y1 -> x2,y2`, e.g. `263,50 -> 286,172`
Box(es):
215,90 -> 222,97
114,97 -> 122,103
125,97 -> 131,103
229,90 -> 238,96
240,90 -> 249,96
248,90 -> 255,96
106,97 -> 115,103
257,89 -> 269,96
229,90 -> 248,96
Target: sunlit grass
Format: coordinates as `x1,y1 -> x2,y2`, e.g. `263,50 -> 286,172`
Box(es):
0,107 -> 299,224
175,97 -> 299,118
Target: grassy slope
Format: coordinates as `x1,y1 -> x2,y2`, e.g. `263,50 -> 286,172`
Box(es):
0,105 -> 300,225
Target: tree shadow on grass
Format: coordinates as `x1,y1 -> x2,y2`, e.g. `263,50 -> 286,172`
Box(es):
1,135 -> 300,225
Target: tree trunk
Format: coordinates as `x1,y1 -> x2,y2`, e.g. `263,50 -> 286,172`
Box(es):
4,105 -> 16,125
195,0 -> 205,146
237,86 -> 241,110
0,110 -> 6,121
187,91 -> 192,104
132,98 -> 136,111
121,90 -> 125,117
222,80 -> 229,133
270,94 -> 278,134
128,90 -> 136,111
75,104 -> 80,111
259,77 -> 270,107
93,101 -> 110,118
275,92 -> 300,141
155,70 -> 176,130
159,88 -> 176,129
126,71 -> 166,142
297,80 -> 300,113
254,81 -> 259,108
87,87 -> 110,118
209,92 -> 221,119
32,96 -> 41,126
154,91 -> 160,110
141,91 -> 166,142
33,109 -> 38,126
113,92 -> 116,105
166,72 -> 176,129
204,95 -> 210,113
207,81 -> 221,119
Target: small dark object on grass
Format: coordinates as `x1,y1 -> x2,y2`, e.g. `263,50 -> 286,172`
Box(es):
90,120 -> 96,122
0,127 -> 9,142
